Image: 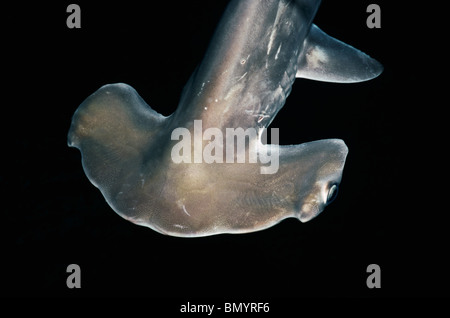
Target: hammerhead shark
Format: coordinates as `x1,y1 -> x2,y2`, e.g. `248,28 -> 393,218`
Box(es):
68,0 -> 382,237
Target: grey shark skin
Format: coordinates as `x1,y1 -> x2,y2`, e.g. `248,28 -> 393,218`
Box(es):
68,0 -> 382,237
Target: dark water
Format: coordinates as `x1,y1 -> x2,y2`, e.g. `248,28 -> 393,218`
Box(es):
2,0 -> 445,303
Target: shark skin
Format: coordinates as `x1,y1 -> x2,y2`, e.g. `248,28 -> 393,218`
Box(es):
68,0 -> 382,237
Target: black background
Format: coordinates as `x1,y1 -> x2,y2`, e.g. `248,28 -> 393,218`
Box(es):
2,0 -> 445,303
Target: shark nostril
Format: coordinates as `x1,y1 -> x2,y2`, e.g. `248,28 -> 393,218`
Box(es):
298,201 -> 321,223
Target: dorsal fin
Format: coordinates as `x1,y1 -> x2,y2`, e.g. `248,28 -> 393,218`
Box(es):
296,24 -> 383,83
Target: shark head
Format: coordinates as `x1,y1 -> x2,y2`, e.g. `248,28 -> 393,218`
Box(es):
294,139 -> 349,223
68,0 -> 382,237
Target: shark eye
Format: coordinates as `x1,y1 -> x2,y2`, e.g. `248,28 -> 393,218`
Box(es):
326,184 -> 339,205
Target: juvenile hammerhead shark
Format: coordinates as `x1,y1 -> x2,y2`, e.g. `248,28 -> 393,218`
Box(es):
68,0 -> 382,237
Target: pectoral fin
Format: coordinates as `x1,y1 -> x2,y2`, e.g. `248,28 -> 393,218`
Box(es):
296,24 -> 383,83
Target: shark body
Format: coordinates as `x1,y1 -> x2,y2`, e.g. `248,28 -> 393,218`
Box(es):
68,0 -> 382,237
